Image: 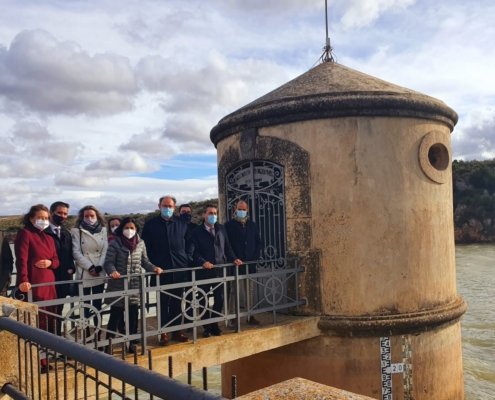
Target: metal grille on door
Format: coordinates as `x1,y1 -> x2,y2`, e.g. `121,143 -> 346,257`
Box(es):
226,160 -> 287,310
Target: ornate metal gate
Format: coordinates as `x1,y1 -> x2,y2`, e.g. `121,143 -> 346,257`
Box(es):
226,160 -> 287,309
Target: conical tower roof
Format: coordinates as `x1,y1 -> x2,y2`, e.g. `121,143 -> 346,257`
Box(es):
210,62 -> 458,146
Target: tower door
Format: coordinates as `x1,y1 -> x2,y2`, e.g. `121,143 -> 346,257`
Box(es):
226,160 -> 287,310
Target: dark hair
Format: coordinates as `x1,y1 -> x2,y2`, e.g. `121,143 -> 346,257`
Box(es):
178,204 -> 192,213
107,217 -> 121,232
50,201 -> 70,213
74,205 -> 106,228
114,217 -> 140,236
203,204 -> 217,213
158,195 -> 177,205
22,204 -> 49,227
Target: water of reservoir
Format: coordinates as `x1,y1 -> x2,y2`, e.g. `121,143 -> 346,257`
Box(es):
457,245 -> 495,400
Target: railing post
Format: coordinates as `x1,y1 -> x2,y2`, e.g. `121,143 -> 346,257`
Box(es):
272,261 -> 277,324
123,277 -> 129,342
235,264 -> 241,333
140,275 -> 147,355
192,270 -> 197,344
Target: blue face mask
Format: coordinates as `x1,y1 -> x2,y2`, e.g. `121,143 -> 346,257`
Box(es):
236,210 -> 247,219
161,207 -> 174,218
207,215 -> 217,225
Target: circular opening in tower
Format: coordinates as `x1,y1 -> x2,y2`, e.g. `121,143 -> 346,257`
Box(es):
428,143 -> 449,171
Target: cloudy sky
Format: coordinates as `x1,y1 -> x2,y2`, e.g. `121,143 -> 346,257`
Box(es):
0,0 -> 494,215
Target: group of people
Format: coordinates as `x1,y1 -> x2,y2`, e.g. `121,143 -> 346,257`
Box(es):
0,195 -> 262,370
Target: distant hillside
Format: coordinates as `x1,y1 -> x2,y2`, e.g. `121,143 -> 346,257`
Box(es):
453,159 -> 495,243
0,198 -> 218,233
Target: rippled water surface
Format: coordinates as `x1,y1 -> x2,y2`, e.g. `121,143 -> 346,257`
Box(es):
457,245 -> 495,400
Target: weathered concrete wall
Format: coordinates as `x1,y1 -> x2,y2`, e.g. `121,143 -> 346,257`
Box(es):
0,297 -> 38,400
223,322 -> 464,399
259,116 -> 456,316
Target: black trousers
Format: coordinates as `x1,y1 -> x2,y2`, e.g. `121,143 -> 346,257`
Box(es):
83,284 -> 105,326
106,305 -> 139,344
199,284 -> 224,324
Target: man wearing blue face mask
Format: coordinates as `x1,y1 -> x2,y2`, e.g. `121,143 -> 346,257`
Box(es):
191,204 -> 242,338
225,200 -> 262,326
141,195 -> 194,345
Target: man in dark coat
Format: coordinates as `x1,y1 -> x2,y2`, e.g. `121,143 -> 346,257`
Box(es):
191,204 -> 242,337
0,235 -> 14,297
178,203 -> 199,234
225,200 -> 263,325
44,201 -> 75,335
141,195 -> 194,345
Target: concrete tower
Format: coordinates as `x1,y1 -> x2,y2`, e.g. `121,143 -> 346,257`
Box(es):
211,62 -> 466,399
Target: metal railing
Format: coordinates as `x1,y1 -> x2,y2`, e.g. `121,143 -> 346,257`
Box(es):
14,258 -> 305,355
0,313 -> 226,400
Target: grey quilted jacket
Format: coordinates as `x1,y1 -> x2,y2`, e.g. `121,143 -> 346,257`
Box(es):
103,235 -> 157,308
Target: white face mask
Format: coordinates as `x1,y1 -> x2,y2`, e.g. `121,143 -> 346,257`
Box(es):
84,217 -> 97,226
34,219 -> 50,231
123,229 -> 136,239
111,226 -> 119,233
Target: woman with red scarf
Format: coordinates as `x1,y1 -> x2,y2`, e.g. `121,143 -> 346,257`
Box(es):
103,217 -> 162,353
15,204 -> 59,373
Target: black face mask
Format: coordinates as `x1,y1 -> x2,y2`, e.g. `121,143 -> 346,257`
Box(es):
180,213 -> 192,223
52,214 -> 67,226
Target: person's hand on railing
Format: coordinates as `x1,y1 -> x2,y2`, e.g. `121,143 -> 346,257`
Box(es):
19,282 -> 31,292
154,268 -> 163,275
233,259 -> 243,266
35,259 -> 52,269
109,271 -> 121,279
203,261 -> 213,269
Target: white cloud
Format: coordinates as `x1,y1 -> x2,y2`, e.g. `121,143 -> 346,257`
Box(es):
137,51 -> 289,144
0,29 -> 139,116
85,154 -> 159,173
337,0 -> 416,29
119,128 -> 176,157
452,108 -> 495,160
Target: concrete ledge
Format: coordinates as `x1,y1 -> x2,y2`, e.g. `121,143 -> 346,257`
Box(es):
237,377 -> 375,400
145,315 -> 321,376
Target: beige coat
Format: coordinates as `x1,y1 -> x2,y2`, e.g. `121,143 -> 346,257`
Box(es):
71,227 -> 108,288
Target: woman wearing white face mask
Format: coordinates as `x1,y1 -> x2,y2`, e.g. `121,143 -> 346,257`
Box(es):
15,204 -> 60,373
103,217 -> 162,353
71,205 -> 108,339
107,217 -> 121,243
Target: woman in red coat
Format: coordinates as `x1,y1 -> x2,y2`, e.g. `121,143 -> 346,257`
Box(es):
15,204 -> 60,372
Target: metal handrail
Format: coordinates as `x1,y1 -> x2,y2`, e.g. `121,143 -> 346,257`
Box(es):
12,257 -> 306,353
0,316 -> 224,400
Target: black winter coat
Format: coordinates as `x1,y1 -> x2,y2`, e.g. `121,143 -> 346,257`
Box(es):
141,216 -> 194,283
224,219 -> 262,274
0,237 -> 14,296
103,236 -> 157,307
44,226 -> 75,298
191,223 -> 238,280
